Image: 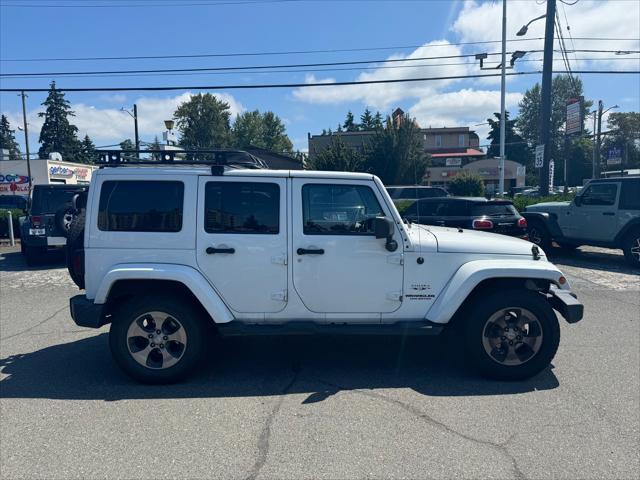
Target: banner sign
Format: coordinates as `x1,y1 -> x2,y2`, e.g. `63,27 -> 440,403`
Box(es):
606,146 -> 623,165
549,159 -> 555,191
566,97 -> 584,136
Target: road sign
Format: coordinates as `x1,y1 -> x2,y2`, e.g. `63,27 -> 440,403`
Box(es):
535,144 -> 545,168
606,146 -> 623,165
566,97 -> 584,136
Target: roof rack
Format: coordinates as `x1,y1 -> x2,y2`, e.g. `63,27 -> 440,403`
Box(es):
96,149 -> 268,170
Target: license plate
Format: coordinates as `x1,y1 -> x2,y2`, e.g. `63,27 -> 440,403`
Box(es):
29,228 -> 45,236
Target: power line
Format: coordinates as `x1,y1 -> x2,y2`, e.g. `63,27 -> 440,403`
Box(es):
1,70 -> 637,93
1,37 -> 637,63
3,48 -> 635,78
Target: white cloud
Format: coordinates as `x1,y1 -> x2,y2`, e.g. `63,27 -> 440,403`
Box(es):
2,92 -> 244,146
292,41 -> 473,109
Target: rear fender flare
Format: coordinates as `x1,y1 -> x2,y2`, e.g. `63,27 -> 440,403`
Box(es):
94,263 -> 235,324
425,259 -> 567,324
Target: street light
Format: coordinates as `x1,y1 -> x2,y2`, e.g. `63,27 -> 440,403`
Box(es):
516,14 -> 546,36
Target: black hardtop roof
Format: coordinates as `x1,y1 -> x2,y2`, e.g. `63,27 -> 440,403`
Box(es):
414,196 -> 513,204
32,184 -> 87,190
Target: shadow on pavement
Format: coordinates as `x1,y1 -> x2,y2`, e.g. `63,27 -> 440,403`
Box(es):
0,332 -> 559,402
0,249 -> 65,272
547,246 -> 639,275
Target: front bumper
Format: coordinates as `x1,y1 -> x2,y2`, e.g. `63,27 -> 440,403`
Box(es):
548,286 -> 584,324
70,295 -> 106,328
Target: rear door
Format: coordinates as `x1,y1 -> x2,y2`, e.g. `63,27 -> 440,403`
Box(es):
196,176 -> 288,314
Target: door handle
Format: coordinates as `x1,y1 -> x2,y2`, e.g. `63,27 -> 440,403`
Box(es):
297,248 -> 324,255
602,212 -> 615,216
206,247 -> 235,254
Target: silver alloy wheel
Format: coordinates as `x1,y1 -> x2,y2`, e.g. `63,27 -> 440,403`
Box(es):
126,311 -> 187,370
631,236 -> 640,262
62,212 -> 74,232
481,307 -> 544,366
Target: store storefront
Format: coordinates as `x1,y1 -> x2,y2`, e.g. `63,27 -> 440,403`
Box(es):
424,158 -> 526,194
0,158 -> 97,196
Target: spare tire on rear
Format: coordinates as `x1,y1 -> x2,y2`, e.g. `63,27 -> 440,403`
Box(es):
66,210 -> 86,289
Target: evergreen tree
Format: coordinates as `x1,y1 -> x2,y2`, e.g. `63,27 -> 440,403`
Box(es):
38,81 -> 81,161
146,136 -> 162,161
360,108 -> 375,130
0,115 -> 21,160
232,110 -> 293,153
78,134 -> 97,164
174,93 -> 232,151
373,111 -> 383,130
343,111 -> 358,132
486,111 -> 530,164
119,139 -> 135,151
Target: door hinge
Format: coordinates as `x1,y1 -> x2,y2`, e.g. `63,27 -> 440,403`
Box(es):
271,255 -> 287,265
386,291 -> 403,302
387,254 -> 404,265
271,290 -> 287,301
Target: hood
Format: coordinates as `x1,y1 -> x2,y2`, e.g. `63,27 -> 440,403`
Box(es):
421,225 -> 538,256
525,201 -> 571,212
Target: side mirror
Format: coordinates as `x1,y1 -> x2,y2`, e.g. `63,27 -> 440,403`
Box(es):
373,216 -> 398,252
574,196 -> 581,207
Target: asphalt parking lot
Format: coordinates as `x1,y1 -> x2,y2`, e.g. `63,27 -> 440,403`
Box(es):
0,245 -> 638,480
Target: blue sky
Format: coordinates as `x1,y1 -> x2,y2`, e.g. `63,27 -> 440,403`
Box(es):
1,0 -> 639,154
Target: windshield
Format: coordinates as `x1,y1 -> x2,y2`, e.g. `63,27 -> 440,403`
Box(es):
31,187 -> 81,215
471,203 -> 518,217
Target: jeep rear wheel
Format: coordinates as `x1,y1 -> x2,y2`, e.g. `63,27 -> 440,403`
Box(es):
622,229 -> 640,267
464,289 -> 560,380
109,295 -> 206,384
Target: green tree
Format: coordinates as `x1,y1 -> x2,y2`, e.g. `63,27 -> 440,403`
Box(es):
146,135 -> 162,160
516,75 -> 592,179
309,137 -> 364,172
486,111 -> 530,164
38,81 -> 82,161
119,139 -> 135,150
373,111 -> 383,129
603,112 -> 640,169
363,114 -> 428,185
448,172 -> 485,197
360,108 -> 375,130
0,115 -> 21,160
232,110 -> 293,153
174,93 -> 232,150
343,111 -> 358,132
78,134 -> 97,164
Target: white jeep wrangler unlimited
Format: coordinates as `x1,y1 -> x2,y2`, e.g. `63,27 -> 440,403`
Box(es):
68,152 -> 583,384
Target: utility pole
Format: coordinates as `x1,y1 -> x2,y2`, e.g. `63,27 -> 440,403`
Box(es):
596,100 -> 603,178
538,0 -> 556,196
20,91 -> 33,189
498,0 -> 507,196
591,109 -> 598,179
133,103 -> 140,153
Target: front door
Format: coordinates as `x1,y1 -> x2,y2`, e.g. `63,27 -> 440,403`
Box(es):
196,177 -> 287,314
291,179 -> 403,314
563,182 -> 620,241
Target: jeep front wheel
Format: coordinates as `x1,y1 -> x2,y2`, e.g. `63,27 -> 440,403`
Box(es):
109,295 -> 206,384
527,221 -> 551,251
464,289 -> 560,380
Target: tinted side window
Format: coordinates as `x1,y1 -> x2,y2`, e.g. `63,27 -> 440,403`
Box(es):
98,181 -> 183,232
581,183 -> 618,206
619,180 -> 640,210
205,182 -> 279,234
302,184 -> 384,235
410,200 -> 438,217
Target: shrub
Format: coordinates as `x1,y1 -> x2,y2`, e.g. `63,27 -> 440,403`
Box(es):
448,172 -> 485,197
0,209 -> 23,239
512,193 -> 575,212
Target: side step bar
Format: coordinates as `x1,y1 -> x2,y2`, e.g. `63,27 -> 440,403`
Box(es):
217,320 -> 444,337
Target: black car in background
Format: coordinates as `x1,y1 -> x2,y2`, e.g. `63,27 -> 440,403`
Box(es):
20,184 -> 87,265
403,197 -> 528,238
386,185 -> 448,201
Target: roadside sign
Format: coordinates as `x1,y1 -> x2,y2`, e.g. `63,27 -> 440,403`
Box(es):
549,159 -> 555,191
607,146 -> 623,165
535,145 -> 545,168
566,97 -> 584,136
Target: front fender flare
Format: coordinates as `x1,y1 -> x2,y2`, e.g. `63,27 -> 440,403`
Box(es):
94,263 -> 235,324
425,259 -> 567,324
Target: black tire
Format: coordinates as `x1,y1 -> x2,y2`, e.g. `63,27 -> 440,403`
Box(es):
622,229 -> 640,268
25,245 -> 46,266
527,220 -> 552,251
66,211 -> 85,289
109,294 -> 207,384
463,289 -> 560,381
